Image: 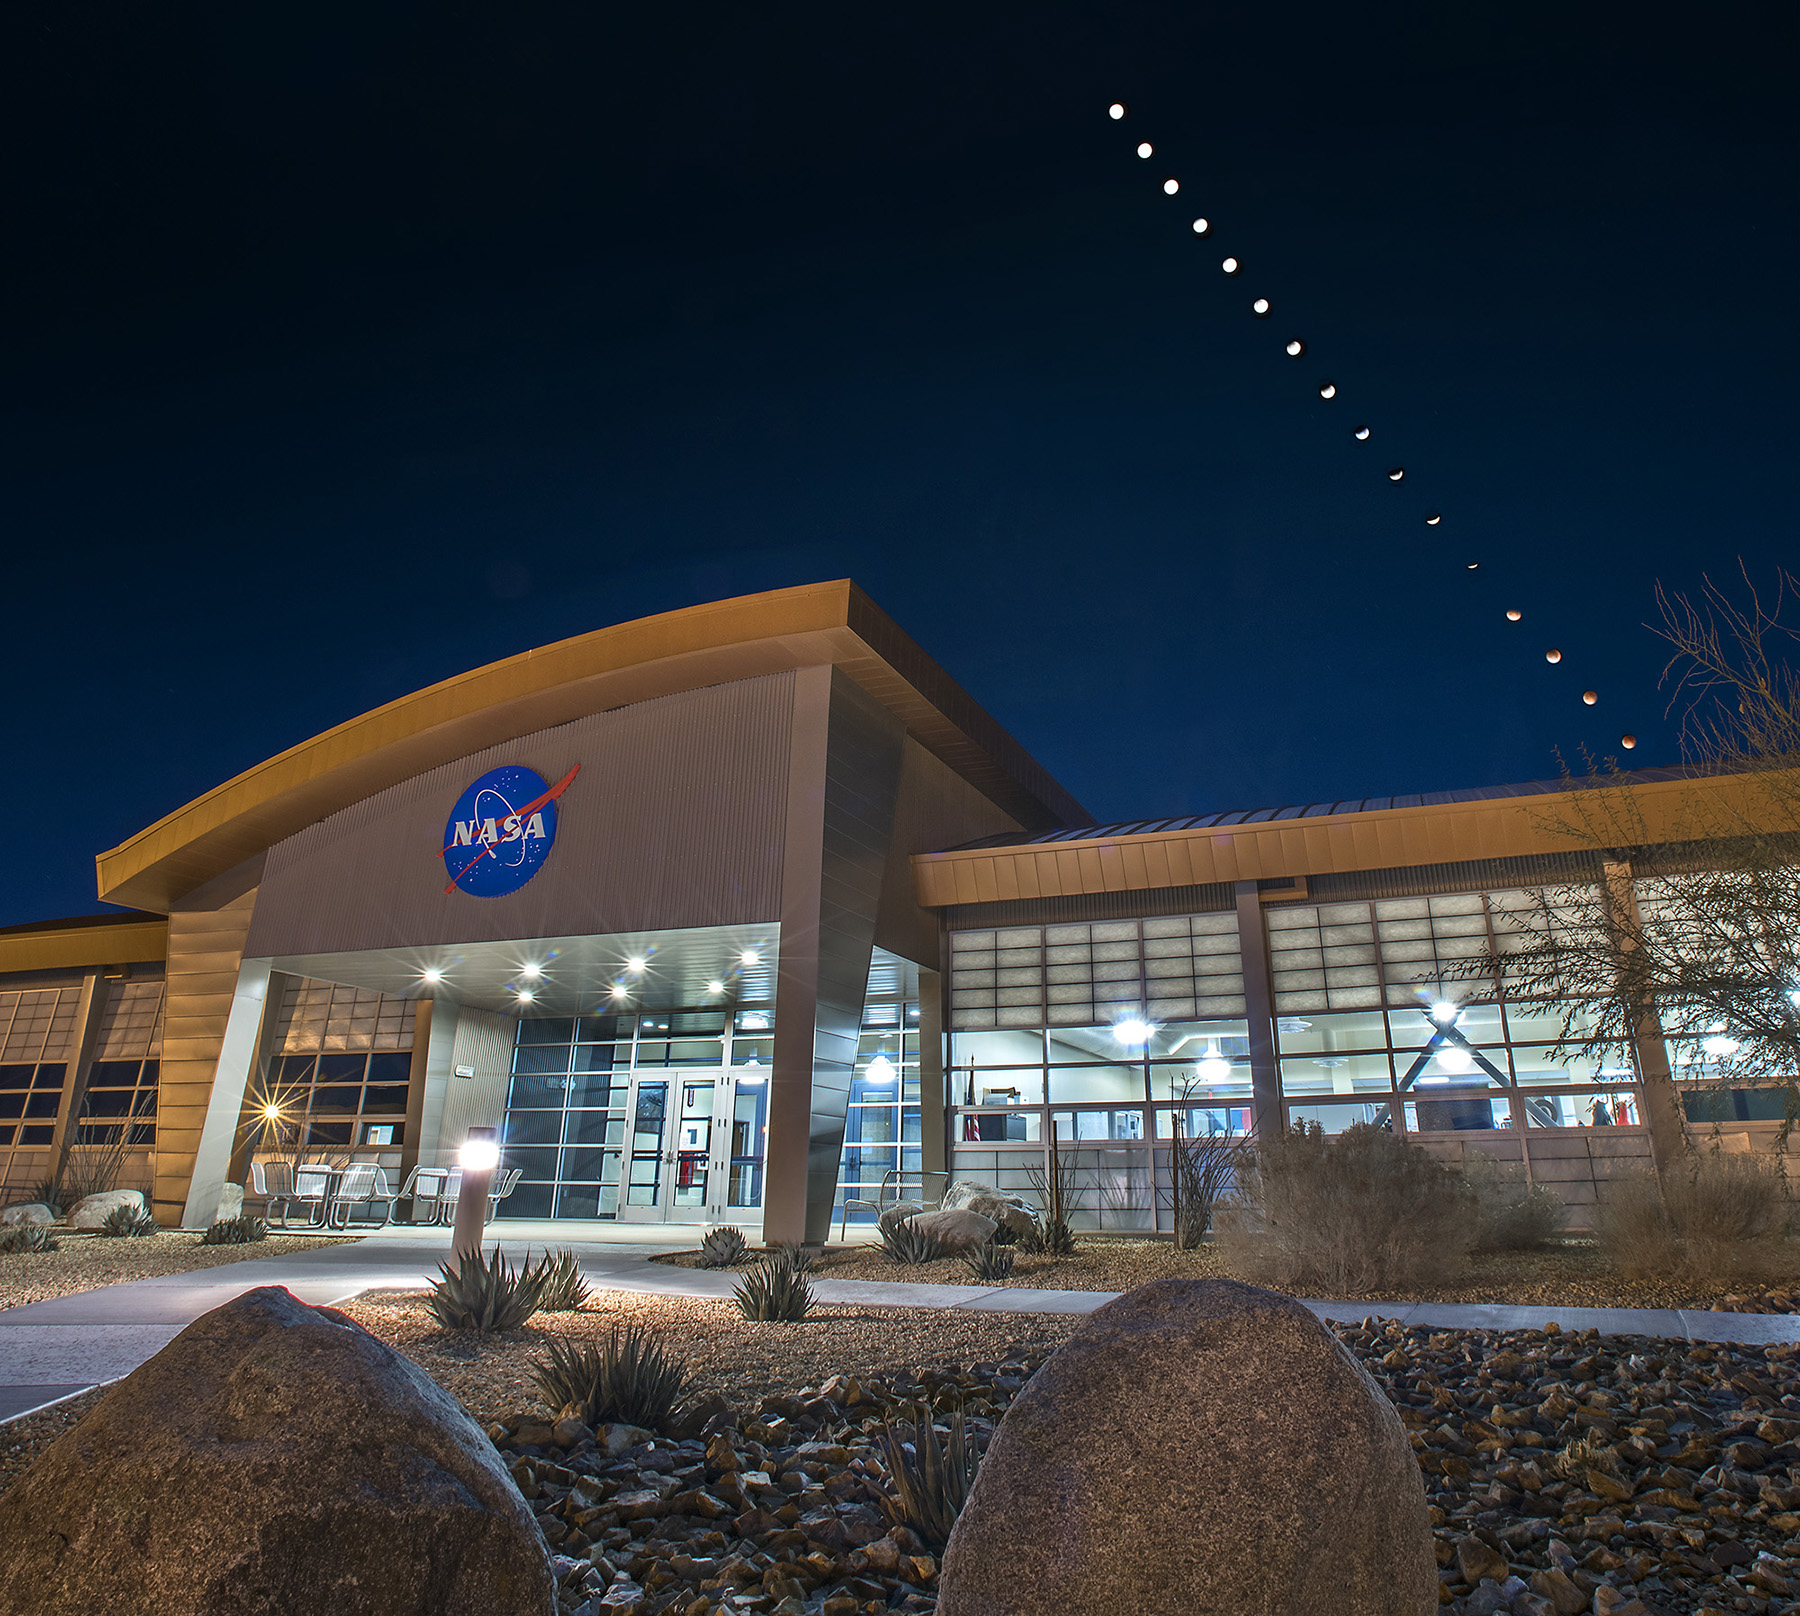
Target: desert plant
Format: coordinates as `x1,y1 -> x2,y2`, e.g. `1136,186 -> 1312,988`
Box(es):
26,1181 -> 63,1218
1023,1132 -> 1082,1255
772,1241 -> 817,1274
198,1215 -> 268,1246
522,1248 -> 591,1312
1166,1108 -> 1240,1249
1215,1121 -> 1477,1294
874,1404 -> 981,1548
878,1214 -> 947,1265
0,1224 -> 59,1254
59,1088 -> 156,1205
1597,1153 -> 1791,1279
699,1225 -> 749,1268
426,1245 -> 545,1331
99,1204 -> 158,1238
1552,1429 -> 1621,1481
533,1325 -> 691,1431
964,1239 -> 1015,1282
734,1256 -> 813,1321
1463,1154 -> 1565,1251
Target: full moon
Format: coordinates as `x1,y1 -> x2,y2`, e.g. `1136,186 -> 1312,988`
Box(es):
1192,217 -> 1210,234
1109,103 -> 1126,119
1286,338 -> 1305,356
1252,298 -> 1271,315
1319,382 -> 1337,399
1221,257 -> 1240,274
1583,691 -> 1598,705
1163,178 -> 1179,194
1137,142 -> 1153,158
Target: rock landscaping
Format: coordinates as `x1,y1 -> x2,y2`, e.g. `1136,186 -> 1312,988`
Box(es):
3,1286 -> 1798,1615
654,1237 -> 1800,1316
0,1228 -> 353,1311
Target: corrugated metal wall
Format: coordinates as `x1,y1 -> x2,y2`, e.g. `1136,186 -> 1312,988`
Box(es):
944,882 -> 1237,930
246,672 -> 796,958
1304,851 -> 1603,903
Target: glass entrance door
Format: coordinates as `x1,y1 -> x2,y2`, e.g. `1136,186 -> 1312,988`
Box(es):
620,1073 -> 753,1223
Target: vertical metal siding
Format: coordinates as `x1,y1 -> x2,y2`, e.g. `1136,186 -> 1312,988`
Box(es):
245,672 -> 796,958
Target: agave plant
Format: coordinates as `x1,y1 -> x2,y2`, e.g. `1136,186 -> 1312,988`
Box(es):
964,1239 -> 1015,1282
772,1240 -> 817,1274
99,1204 -> 158,1238
533,1325 -> 690,1431
427,1245 -> 546,1332
0,1224 -> 59,1254
733,1256 -> 813,1321
877,1215 -> 946,1266
198,1215 -> 268,1246
699,1225 -> 748,1268
523,1248 -> 591,1312
875,1403 -> 981,1547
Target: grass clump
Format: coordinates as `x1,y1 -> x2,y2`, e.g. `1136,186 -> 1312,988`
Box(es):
99,1204 -> 159,1238
523,1248 -> 591,1312
1596,1151 -> 1792,1280
875,1405 -> 980,1548
964,1239 -> 1015,1282
534,1325 -> 690,1431
0,1224 -> 59,1254
734,1255 -> 813,1321
1215,1121 -> 1476,1294
427,1245 -> 545,1332
699,1225 -> 748,1268
198,1215 -> 268,1246
877,1214 -> 947,1265
1463,1154 -> 1565,1251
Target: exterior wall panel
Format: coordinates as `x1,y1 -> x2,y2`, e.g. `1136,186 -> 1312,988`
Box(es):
246,674 -> 796,958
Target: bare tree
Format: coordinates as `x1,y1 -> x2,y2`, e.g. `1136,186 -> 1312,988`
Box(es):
1461,565 -> 1800,1167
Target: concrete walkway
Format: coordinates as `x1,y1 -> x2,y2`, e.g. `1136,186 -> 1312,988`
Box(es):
3,1228 -> 1797,1424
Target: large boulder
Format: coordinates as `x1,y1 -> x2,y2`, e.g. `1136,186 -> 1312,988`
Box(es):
907,1207 -> 997,1252
0,1202 -> 54,1227
0,1285 -> 553,1616
939,1278 -> 1435,1616
939,1180 -> 1039,1239
66,1189 -> 148,1229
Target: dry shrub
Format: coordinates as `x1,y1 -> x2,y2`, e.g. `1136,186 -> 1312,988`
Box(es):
1597,1152 -> 1793,1280
1216,1122 -> 1475,1294
1462,1154 -> 1565,1251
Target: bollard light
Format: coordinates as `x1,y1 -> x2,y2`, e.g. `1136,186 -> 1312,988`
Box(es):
450,1126 -> 498,1271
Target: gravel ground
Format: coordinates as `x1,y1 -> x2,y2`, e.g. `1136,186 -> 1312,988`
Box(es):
4,1288 -> 1798,1613
0,1230 -> 354,1311
654,1239 -> 1800,1315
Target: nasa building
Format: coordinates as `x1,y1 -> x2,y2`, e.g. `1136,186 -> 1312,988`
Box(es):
0,581 -> 1776,1240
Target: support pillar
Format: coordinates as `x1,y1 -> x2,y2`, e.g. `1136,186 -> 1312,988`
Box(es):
916,966 -> 945,1197
1603,859 -> 1687,1177
1234,883 -> 1283,1138
764,667 -> 905,1246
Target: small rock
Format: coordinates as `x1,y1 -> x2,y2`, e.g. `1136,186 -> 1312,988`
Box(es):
1456,1536 -> 1509,1585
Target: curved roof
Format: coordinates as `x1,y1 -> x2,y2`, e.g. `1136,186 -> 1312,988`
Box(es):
97,580 -> 1090,912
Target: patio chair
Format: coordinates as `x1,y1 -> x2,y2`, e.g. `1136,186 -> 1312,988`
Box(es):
437,1165 -> 521,1226
839,1168 -> 950,1241
396,1165 -> 452,1225
249,1160 -> 329,1231
324,1162 -> 393,1230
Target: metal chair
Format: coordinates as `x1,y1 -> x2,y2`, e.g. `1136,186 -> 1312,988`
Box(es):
839,1168 -> 950,1241
396,1165 -> 452,1225
437,1165 -> 521,1226
250,1160 -> 328,1231
324,1162 -> 392,1230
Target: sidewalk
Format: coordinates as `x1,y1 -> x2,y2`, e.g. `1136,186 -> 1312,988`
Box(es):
3,1230 -> 1797,1424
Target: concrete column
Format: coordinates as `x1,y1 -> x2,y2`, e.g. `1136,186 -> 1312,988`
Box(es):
1233,883 -> 1283,1137
178,956 -> 274,1228
916,966 -> 945,1196
411,997 -> 463,1169
764,667 -> 905,1245
46,971 -> 110,1189
226,969 -> 297,1186
1603,859 -> 1687,1178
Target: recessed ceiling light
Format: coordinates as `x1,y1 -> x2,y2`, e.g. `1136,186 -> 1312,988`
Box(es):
706,979 -> 725,995
626,956 -> 646,974
610,983 -> 628,1000
739,950 -> 759,966
422,967 -> 442,984
520,963 -> 542,980
516,989 -> 534,1004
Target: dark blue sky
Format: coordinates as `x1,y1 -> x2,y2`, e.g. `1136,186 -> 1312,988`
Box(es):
2,1 -> 1793,925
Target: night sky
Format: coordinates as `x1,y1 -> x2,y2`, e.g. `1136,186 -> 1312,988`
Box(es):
2,2 -> 1793,926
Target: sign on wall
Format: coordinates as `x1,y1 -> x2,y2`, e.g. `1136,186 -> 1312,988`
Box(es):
441,763 -> 580,897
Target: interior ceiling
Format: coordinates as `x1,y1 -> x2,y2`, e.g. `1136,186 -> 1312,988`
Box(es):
265,924 -> 780,1018
262,932 -> 924,1019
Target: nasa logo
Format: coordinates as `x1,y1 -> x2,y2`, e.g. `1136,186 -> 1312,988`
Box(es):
441,763 -> 580,898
